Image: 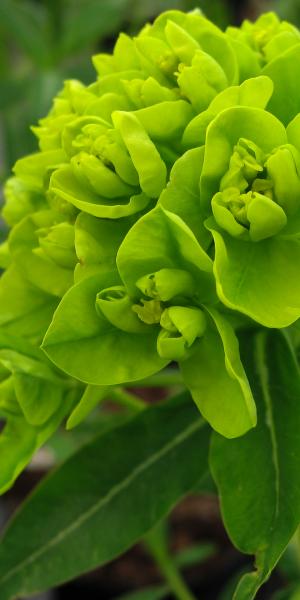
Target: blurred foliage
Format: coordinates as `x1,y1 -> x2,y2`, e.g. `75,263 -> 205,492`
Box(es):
0,0 -> 234,182
275,0 -> 300,25
2,0 -> 297,187
0,0 -> 130,180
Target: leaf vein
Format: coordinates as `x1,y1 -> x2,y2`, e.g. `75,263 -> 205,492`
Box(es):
0,417 -> 204,587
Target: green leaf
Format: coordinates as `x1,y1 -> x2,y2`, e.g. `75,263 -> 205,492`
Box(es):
263,45 -> 300,125
209,222 -> 300,327
42,271 -> 168,385
180,307 -> 256,438
223,34 -> 261,80
133,100 -> 194,142
0,329 -> 48,362
0,384 -> 75,495
117,206 -> 215,304
14,150 -> 66,191
0,332 -> 68,425
0,267 -> 58,341
168,13 -> 238,85
3,176 -> 46,227
182,76 -> 274,149
112,111 -> 167,199
0,0 -> 49,66
177,49 -> 228,112
0,392 -> 210,599
12,373 -> 64,425
50,165 -> 151,219
60,0 -> 130,57
66,384 -> 109,429
159,147 -> 211,249
8,212 -> 74,297
210,330 -> 300,599
74,212 -> 134,281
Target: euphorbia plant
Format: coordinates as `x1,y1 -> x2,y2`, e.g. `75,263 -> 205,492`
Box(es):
1,8 -> 300,600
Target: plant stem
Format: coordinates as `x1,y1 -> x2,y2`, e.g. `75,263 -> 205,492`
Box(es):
154,554 -> 197,600
145,522 -> 197,600
129,369 -> 184,389
110,388 -> 146,412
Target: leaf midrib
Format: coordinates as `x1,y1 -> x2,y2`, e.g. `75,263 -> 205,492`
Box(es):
255,332 -> 280,534
0,417 -> 204,589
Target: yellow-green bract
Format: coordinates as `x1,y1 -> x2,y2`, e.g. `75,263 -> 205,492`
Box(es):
1,9 -> 300,493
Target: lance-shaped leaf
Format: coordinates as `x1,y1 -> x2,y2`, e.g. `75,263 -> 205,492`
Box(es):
117,206 -> 215,304
210,330 -> 300,599
42,271 -> 168,385
208,220 -> 300,328
180,307 -> 256,438
0,392 -> 210,600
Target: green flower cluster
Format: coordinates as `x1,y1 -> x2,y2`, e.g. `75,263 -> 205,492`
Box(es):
1,9 -> 300,493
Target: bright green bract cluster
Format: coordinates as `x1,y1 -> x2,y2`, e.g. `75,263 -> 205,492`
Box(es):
2,9 -> 300,493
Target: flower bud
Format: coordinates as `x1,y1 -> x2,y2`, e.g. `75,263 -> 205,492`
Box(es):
157,306 -> 206,360
35,222 -> 77,269
96,286 -> 146,333
136,268 -> 195,302
132,299 -> 163,325
265,144 -> 300,216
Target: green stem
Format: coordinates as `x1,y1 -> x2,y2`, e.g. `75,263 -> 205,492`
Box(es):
154,556 -> 196,600
110,388 -> 146,412
145,522 -> 197,600
129,369 -> 184,389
